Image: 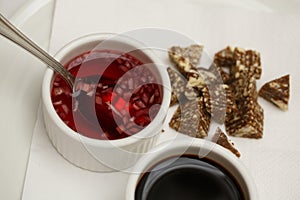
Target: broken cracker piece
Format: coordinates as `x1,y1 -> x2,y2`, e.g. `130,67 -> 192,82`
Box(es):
186,67 -> 220,89
169,98 -> 210,138
167,67 -> 199,105
209,64 -> 231,84
225,97 -> 264,139
231,47 -> 262,80
258,74 -> 290,111
230,77 -> 257,100
214,46 -> 235,68
184,83 -> 200,100
181,67 -> 221,101
214,46 -> 262,81
167,67 -> 187,106
169,45 -> 204,66
213,127 -> 241,157
202,84 -> 236,124
169,45 -> 203,76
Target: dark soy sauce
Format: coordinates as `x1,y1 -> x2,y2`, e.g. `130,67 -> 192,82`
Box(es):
135,155 -> 244,200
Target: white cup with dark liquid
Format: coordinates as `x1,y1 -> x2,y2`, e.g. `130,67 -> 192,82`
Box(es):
126,138 -> 258,200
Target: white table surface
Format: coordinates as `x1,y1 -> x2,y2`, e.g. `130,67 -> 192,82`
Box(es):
0,0 -> 299,200
1,0 -> 300,18
0,0 -> 54,200
0,0 -> 28,17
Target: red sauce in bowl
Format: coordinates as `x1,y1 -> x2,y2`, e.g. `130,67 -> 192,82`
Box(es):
51,50 -> 162,140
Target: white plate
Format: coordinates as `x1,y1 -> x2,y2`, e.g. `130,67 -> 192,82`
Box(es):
0,0 -> 54,199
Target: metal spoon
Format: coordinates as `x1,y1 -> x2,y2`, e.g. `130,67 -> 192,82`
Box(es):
0,13 -> 75,88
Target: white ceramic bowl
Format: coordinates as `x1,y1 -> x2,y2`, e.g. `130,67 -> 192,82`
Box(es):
42,33 -> 171,172
126,138 -> 258,200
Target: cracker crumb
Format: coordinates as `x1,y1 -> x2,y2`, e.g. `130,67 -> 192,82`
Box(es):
213,127 -> 241,157
169,98 -> 210,138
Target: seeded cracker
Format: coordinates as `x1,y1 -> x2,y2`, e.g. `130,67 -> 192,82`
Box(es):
202,84 -> 236,124
184,84 -> 200,100
225,97 -> 264,138
214,46 -> 235,68
169,45 -> 203,76
214,46 -> 262,81
212,46 -> 234,84
168,45 -> 204,103
167,67 -> 199,105
219,46 -> 264,138
169,45 -> 204,66
259,75 -> 290,111
186,68 -> 220,89
209,64 -> 231,84
167,67 -> 187,106
231,47 -> 262,80
212,127 -> 241,157
230,77 -> 258,100
169,98 -> 210,138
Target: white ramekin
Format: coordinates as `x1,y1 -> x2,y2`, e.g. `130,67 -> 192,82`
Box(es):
42,33 -> 171,172
126,138 -> 258,200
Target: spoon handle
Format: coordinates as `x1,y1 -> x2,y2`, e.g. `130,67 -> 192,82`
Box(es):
0,13 -> 74,88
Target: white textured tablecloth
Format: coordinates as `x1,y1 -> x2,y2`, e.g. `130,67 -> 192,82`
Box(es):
23,0 -> 300,199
